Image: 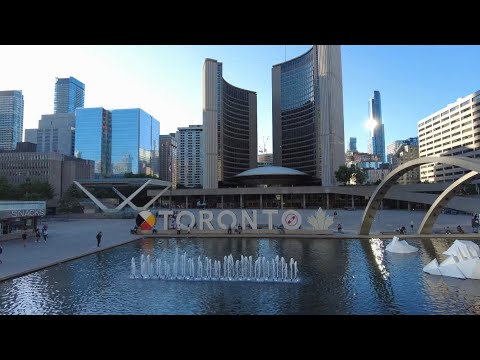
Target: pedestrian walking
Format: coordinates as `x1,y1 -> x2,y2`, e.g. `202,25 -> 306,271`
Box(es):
42,228 -> 48,242
337,223 -> 343,233
410,220 -> 414,231
96,231 -> 102,247
0,244 -> 3,264
35,228 -> 41,242
22,229 -> 27,247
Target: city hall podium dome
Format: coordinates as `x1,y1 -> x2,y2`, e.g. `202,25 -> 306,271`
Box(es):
233,166 -> 313,186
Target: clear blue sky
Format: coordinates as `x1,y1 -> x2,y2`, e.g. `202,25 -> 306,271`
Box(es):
2,45 -> 480,154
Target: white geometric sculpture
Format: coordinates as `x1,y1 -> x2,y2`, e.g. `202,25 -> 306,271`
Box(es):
423,259 -> 442,275
385,236 -> 418,253
422,239 -> 480,280
456,258 -> 480,280
442,240 -> 479,258
307,207 -> 334,230
438,255 -> 466,279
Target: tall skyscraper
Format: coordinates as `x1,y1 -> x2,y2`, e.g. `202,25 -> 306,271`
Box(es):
0,90 -> 24,151
177,125 -> 203,188
160,133 -> 177,185
368,90 -> 385,162
111,109 -> 160,177
25,113 -> 76,156
349,137 -> 357,152
75,107 -> 112,177
272,45 -> 345,186
54,77 -> 85,114
418,90 -> 480,183
203,58 -> 257,189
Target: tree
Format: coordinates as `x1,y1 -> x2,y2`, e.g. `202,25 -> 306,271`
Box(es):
0,177 -> 13,200
57,184 -> 84,219
352,169 -> 367,185
335,166 -> 354,185
17,179 -> 55,200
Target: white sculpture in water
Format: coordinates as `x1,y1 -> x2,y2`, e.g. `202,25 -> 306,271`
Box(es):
385,236 -> 418,253
307,207 -> 334,230
423,240 -> 480,280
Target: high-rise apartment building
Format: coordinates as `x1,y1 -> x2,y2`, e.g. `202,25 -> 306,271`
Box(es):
177,125 -> 203,188
418,90 -> 480,182
0,90 -> 24,151
203,58 -> 257,189
272,45 -> 345,186
160,133 -> 177,186
394,143 -> 420,184
54,77 -> 85,114
387,137 -> 418,167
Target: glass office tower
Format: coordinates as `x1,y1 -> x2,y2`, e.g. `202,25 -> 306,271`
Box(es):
369,90 -> 385,162
0,90 -> 24,151
54,77 -> 85,114
74,108 -> 112,177
111,109 -> 160,177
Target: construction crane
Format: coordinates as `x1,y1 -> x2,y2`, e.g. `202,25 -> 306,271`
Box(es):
258,136 -> 270,154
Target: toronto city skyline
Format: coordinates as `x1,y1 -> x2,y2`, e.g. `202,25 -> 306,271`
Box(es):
1,45 -> 480,315
2,45 -> 480,153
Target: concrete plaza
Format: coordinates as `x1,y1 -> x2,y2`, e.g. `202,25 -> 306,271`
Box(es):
0,209 -> 478,282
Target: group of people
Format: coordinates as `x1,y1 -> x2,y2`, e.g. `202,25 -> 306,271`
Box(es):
227,224 -> 242,234
176,223 -> 193,235
35,225 -> 48,243
21,224 -> 48,247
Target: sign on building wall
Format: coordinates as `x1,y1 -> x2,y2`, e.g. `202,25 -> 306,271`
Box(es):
0,201 -> 47,219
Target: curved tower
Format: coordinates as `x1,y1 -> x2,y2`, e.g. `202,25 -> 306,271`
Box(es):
272,45 -> 344,186
203,58 -> 257,189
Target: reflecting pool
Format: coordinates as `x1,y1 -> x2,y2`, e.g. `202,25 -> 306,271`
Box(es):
0,237 -> 479,314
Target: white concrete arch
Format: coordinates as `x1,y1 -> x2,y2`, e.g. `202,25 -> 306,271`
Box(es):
359,156 -> 480,235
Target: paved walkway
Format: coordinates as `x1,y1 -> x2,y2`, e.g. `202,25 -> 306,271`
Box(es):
0,218 -> 141,282
0,209 -> 478,282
